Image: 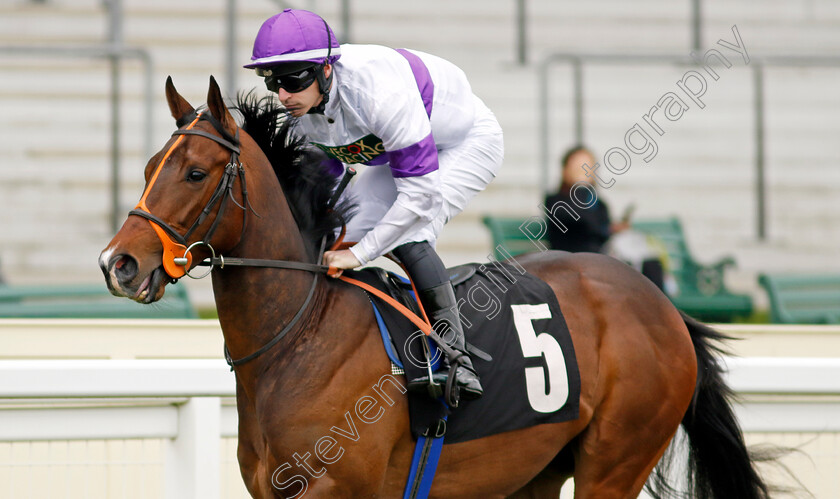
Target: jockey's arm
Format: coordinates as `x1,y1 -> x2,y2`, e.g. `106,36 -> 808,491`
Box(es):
348,171 -> 442,265
347,75 -> 442,266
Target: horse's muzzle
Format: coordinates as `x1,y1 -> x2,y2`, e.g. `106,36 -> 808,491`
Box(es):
99,251 -> 141,298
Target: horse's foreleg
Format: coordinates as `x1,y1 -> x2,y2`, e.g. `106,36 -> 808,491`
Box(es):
506,469 -> 570,499
234,380 -> 274,498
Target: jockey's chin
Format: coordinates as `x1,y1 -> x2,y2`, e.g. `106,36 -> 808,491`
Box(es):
286,107 -> 308,118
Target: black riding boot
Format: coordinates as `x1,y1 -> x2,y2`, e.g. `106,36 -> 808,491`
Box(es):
414,282 -> 484,402
392,241 -> 484,403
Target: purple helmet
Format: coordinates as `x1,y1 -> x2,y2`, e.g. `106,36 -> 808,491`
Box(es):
244,9 -> 341,69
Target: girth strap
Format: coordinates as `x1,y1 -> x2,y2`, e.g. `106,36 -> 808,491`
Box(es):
404,420 -> 446,499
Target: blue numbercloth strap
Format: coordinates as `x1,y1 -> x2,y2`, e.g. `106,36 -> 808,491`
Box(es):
369,296 -> 445,498
403,423 -> 446,499
371,300 -> 404,369
369,292 -> 442,371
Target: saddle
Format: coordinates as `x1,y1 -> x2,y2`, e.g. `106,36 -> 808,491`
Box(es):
345,261 -> 582,444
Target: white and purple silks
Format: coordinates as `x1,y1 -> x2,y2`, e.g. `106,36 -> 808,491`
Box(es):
293,44 -> 504,264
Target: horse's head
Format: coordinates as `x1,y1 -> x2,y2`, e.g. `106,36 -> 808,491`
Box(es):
99,76 -> 257,303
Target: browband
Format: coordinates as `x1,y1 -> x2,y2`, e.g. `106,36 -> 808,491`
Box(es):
175,109 -> 240,151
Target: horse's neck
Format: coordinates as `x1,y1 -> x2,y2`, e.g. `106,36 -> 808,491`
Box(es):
210,176 -> 321,377
207,153 -> 382,406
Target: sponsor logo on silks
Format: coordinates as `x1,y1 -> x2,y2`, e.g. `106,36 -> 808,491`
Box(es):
311,134 -> 386,164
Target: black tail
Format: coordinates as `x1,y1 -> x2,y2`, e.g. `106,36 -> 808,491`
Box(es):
648,312 -> 773,499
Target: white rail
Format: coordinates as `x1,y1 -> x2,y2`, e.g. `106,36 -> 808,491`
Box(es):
1,357 -> 839,498
0,359 -> 235,399
0,360 -> 238,499
4,356 -> 840,400
723,357 -> 840,433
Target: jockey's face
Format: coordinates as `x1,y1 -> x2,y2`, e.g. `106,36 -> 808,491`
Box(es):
276,64 -> 332,118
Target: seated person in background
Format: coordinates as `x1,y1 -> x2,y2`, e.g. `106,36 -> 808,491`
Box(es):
544,145 -> 665,290
544,145 -> 628,253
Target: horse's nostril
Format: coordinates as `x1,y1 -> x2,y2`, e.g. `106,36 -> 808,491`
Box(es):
113,255 -> 138,283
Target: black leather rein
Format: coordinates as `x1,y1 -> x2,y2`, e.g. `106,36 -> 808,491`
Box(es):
128,110 -> 335,369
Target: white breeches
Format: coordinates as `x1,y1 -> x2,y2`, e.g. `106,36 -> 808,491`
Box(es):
345,96 -> 504,251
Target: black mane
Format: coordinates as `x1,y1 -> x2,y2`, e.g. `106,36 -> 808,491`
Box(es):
233,91 -> 354,256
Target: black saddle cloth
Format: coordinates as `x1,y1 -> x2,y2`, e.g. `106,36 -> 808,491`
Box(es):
347,261 -> 581,444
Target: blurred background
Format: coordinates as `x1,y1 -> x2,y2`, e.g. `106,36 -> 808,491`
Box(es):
1,0 -> 839,318
1,1 -> 840,497
1,0 -> 839,319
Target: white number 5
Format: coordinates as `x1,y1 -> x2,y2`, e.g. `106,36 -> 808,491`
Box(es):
511,304 -> 569,413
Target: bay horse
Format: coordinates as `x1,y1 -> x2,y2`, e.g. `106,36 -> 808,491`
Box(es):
99,76 -> 773,498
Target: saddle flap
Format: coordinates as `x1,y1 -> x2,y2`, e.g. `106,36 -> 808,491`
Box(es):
349,264 -> 581,444
388,263 -> 478,291
447,264 -> 477,287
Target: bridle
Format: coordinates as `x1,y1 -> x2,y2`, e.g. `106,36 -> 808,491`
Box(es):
125,109 -> 460,383
129,110 -> 252,279
130,110 -> 339,276
128,109 -> 339,368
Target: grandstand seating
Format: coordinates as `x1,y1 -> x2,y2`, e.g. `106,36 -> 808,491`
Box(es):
632,217 -> 753,322
0,281 -> 197,318
2,0 -> 839,309
481,214 -> 753,321
759,273 -> 840,324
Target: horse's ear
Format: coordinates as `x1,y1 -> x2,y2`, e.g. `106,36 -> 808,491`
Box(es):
165,76 -> 195,122
207,75 -> 236,135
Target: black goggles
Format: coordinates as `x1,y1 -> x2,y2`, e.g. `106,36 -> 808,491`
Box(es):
257,65 -> 319,93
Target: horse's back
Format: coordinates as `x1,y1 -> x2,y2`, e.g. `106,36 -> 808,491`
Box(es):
516,249 -> 688,347
516,250 -> 669,306
516,250 -> 694,374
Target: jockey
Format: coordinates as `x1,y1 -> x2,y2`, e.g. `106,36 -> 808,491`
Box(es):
245,9 -> 504,402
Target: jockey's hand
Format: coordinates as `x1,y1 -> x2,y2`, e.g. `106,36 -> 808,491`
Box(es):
323,249 -> 361,278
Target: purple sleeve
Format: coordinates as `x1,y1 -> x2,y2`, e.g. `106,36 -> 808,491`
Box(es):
387,132 -> 439,178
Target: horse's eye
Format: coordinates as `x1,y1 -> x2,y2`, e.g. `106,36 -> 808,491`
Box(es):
187,170 -> 207,182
